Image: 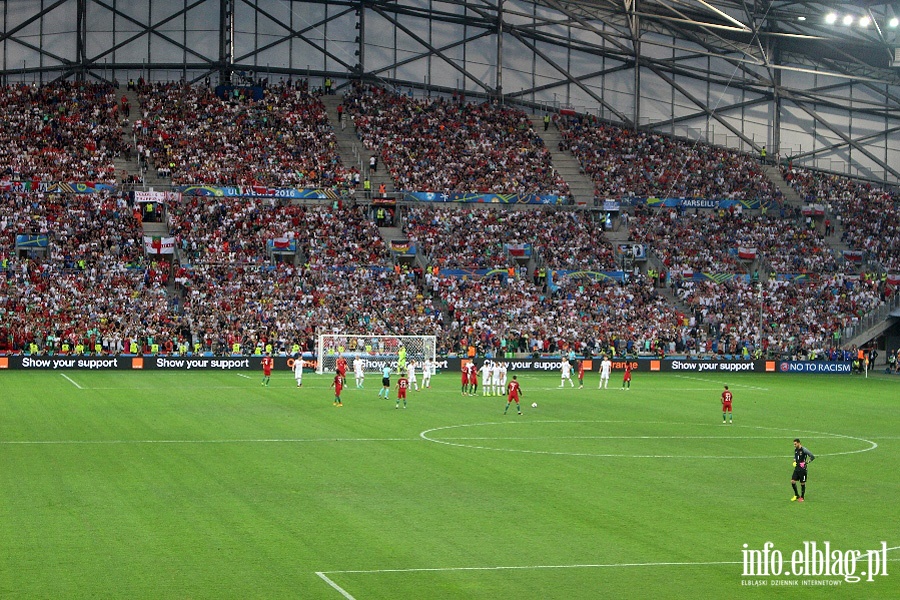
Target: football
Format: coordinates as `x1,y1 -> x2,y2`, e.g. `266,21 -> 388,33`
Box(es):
531,402 -> 538,408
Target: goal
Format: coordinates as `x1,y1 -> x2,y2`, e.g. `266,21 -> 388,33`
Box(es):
316,334 -> 437,374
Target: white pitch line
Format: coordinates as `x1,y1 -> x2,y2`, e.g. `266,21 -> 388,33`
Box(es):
419,421 -> 879,459
237,374 -> 251,379
60,373 -> 83,389
0,437 -> 421,445
322,554 -> 900,577
315,572 -> 357,600
437,435 -> 793,441
322,559 -> 746,575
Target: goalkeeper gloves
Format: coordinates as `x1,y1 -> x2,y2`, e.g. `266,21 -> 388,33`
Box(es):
793,462 -> 797,467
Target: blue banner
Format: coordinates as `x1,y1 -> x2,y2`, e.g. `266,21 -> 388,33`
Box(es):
551,269 -> 625,283
626,196 -> 775,210
15,234 -> 49,248
777,361 -> 853,374
404,191 -> 563,205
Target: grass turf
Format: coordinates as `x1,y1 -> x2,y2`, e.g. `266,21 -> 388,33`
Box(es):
1,368 -> 898,599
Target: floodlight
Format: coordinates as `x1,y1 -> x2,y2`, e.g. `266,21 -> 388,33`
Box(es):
842,15 -> 854,26
825,13 -> 837,25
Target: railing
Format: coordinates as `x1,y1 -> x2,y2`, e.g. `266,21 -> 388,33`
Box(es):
841,294 -> 900,344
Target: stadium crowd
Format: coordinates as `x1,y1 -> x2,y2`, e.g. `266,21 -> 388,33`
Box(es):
0,81 -> 894,361
343,83 -> 570,198
402,206 -> 616,272
781,165 -> 900,272
556,113 -> 781,204
628,205 -> 843,276
134,81 -> 358,190
0,82 -> 126,183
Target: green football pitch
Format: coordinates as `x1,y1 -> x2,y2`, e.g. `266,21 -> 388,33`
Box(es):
1,368 -> 898,599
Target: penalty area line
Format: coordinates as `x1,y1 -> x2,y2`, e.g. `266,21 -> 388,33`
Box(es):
316,572 -> 357,600
61,373 -> 83,389
321,559 -> 746,576
237,373 -> 251,379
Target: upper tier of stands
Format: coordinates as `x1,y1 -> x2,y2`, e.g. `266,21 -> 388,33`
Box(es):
134,81 -> 357,189
344,83 -> 570,198
0,82 -> 125,183
556,114 -> 782,204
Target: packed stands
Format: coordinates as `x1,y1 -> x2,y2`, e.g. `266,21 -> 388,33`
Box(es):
0,82 -> 126,183
0,81 -> 894,359
134,82 -> 358,190
556,114 -> 781,205
343,83 -> 570,198
781,165 -> 900,272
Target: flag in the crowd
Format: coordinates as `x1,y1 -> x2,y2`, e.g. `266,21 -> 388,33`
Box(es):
738,247 -> 757,260
843,250 -> 863,262
887,274 -> 900,286
390,240 -> 411,254
272,237 -> 291,250
143,236 -> 175,254
504,243 -> 532,257
681,269 -> 694,278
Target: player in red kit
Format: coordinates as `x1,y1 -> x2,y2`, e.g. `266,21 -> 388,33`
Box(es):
261,353 -> 274,387
461,364 -> 469,396
395,375 -> 409,409
467,363 -> 478,396
622,361 -> 632,390
721,385 -> 733,424
503,375 -> 523,415
336,355 -> 348,385
331,371 -> 344,406
577,360 -> 585,389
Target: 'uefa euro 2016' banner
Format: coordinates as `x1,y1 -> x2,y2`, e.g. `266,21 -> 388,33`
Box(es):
404,191 -> 563,205
0,181 -> 117,194
176,185 -> 340,199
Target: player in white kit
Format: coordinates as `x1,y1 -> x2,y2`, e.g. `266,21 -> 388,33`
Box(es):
354,356 -> 365,388
598,356 -> 612,389
560,358 -> 574,387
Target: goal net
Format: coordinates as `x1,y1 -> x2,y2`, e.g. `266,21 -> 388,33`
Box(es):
316,334 -> 438,374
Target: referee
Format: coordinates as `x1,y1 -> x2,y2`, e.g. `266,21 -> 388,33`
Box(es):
791,438 -> 816,502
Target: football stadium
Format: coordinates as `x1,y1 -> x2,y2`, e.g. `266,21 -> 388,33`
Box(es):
1,1 -> 899,598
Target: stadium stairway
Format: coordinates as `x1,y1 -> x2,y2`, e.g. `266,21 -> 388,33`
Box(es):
529,115 -> 596,206
761,163 -> 804,209
319,94 -> 394,196
113,88 -> 171,189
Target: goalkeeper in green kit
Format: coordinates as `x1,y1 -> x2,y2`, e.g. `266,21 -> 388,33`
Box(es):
791,438 -> 815,502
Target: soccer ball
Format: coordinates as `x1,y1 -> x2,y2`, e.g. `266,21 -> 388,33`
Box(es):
531,402 -> 538,408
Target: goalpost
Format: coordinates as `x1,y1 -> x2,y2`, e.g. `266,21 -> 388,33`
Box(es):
316,334 -> 437,374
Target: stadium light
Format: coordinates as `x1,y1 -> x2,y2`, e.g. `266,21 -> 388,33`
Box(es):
859,16 -> 870,28
890,17 -> 899,28
842,15 -> 854,26
826,13 -> 838,25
